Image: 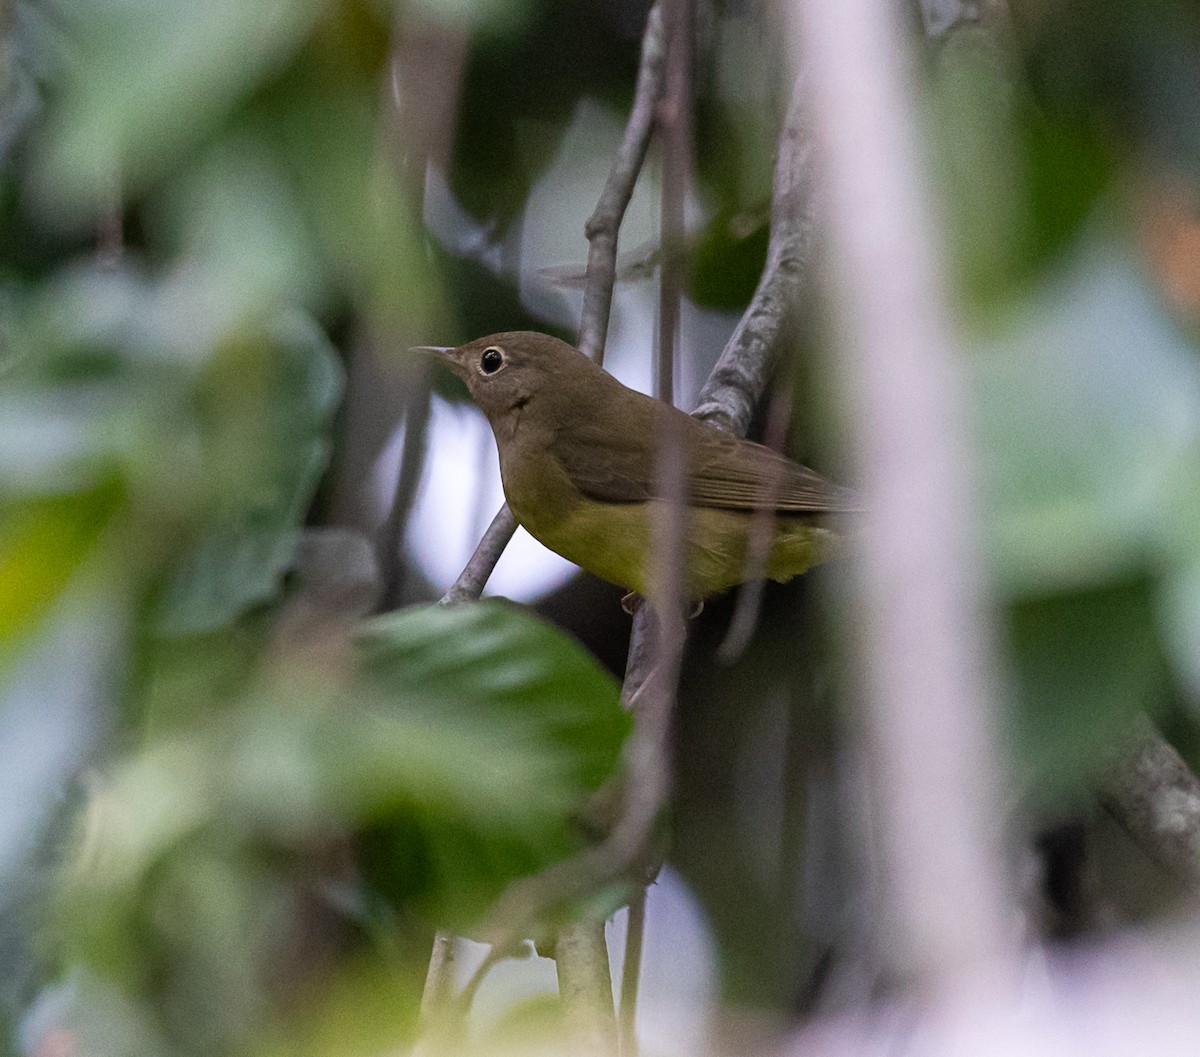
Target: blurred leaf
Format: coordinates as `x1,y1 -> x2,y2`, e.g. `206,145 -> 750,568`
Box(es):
355,600 -> 629,925
448,0 -> 643,228
1006,576 -> 1169,808
27,0 -> 327,218
1012,0 -> 1200,178
974,234 -> 1200,595
254,958 -> 423,1057
925,24 -> 1115,306
429,240 -> 573,354
357,600 -> 628,791
0,3 -> 42,167
25,972 -> 169,1057
694,10 -> 783,219
0,477 -> 122,652
256,71 -> 438,333
156,313 -> 342,636
143,140 -> 331,349
686,208 -> 769,312
1018,103 -> 1113,280
65,600 -> 628,993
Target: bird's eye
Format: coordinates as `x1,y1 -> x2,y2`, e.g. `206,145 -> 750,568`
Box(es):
480,347 -> 504,375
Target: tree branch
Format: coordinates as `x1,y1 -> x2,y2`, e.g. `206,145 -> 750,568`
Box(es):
379,370 -> 432,609
1099,714 -> 1200,888
655,0 -> 691,406
421,930 -> 456,1006
579,2 -> 667,365
437,505 -> 518,606
618,883 -> 647,1057
692,85 -> 818,438
556,920 -> 618,1057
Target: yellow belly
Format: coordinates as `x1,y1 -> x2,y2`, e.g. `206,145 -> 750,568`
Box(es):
510,493 -> 837,599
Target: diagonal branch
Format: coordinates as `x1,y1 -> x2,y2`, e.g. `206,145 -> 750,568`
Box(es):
1099,713 -> 1200,889
437,505 -> 518,606
692,84 -> 818,438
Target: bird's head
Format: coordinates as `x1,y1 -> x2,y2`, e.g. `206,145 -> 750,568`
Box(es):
416,331 -> 596,430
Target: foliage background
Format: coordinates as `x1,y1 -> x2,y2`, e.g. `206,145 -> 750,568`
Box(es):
3,0 -> 1200,1053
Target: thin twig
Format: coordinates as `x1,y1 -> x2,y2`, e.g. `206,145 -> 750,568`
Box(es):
412,931 -> 466,1057
789,0 -> 1017,989
655,0 -> 692,405
419,931 -> 457,1023
379,370 -> 432,609
96,192 -> 124,270
372,17 -> 466,610
437,505 -> 519,606
619,886 -> 647,1057
579,2 -> 667,364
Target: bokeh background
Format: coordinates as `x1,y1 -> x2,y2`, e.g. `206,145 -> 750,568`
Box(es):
4,0 -> 1200,1053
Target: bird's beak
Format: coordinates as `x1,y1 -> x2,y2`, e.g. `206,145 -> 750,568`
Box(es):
410,345 -> 467,380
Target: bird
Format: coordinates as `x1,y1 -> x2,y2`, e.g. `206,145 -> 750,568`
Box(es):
421,331 -> 854,601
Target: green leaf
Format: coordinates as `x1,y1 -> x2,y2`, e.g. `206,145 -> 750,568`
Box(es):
358,600 -> 628,790
0,476 -> 123,653
1006,575 -> 1169,809
353,600 -> 630,925
973,235 -> 1200,595
70,600 -> 628,942
27,0 -> 326,218
257,75 -> 438,333
156,312 -> 342,636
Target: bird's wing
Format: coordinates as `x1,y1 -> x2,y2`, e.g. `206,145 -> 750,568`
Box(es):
684,425 -> 853,512
549,415 -> 657,503
549,404 -> 855,514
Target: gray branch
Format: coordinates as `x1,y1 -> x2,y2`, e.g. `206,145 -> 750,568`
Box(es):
692,86 -> 817,438
578,2 -> 666,364
556,921 -> 619,1057
1100,714 -> 1200,888
437,504 -> 518,606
